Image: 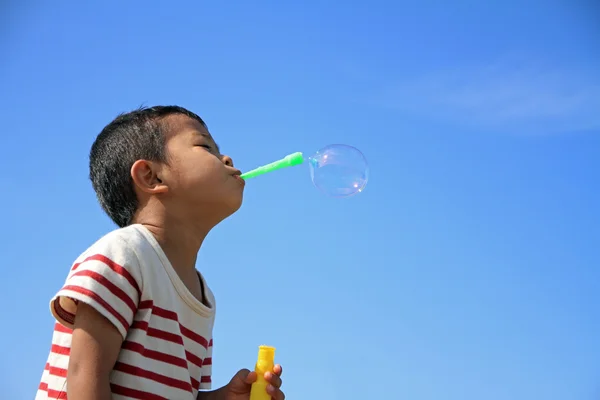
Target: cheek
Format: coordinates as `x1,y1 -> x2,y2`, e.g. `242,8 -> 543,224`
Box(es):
177,156 -> 226,190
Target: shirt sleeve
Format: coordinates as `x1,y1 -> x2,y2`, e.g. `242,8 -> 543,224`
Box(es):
50,234 -> 143,340
199,338 -> 213,390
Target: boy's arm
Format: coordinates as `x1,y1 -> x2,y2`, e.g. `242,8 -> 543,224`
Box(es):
50,235 -> 143,399
196,386 -> 227,400
67,302 -> 123,400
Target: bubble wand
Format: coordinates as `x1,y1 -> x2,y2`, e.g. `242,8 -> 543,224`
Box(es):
240,152 -> 304,180
240,144 -> 369,197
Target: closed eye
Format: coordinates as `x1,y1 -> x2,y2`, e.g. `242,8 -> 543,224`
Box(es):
197,144 -> 212,150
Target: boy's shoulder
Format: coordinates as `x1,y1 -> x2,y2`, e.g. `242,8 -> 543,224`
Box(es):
52,224 -> 157,337
76,224 -> 155,265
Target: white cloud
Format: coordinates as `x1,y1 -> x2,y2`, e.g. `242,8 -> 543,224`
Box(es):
379,60 -> 600,133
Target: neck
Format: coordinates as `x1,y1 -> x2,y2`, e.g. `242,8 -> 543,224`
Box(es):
134,207 -> 213,273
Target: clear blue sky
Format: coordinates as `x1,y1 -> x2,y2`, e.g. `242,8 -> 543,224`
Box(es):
2,1 -> 599,399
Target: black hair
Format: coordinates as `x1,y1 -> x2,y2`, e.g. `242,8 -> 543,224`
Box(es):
89,105 -> 206,227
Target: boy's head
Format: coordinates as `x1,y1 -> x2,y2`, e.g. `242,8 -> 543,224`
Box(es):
89,106 -> 244,228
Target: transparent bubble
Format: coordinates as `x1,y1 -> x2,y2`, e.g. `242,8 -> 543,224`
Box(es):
308,144 -> 369,197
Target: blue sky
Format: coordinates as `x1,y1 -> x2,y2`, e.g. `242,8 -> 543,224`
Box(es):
2,1 -> 599,399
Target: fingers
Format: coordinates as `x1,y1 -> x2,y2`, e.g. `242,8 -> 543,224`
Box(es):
244,370 -> 257,384
266,383 -> 285,400
265,371 -> 281,388
265,366 -> 284,400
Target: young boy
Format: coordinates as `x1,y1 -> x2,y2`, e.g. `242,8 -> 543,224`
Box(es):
36,106 -> 285,400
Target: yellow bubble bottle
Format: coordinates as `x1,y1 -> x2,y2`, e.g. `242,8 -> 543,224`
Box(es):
249,345 -> 276,400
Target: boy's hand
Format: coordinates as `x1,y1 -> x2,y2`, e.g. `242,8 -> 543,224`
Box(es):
223,364 -> 284,400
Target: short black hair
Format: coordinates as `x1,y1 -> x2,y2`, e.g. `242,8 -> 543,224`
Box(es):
89,105 -> 206,228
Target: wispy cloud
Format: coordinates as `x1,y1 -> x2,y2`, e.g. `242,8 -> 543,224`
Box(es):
378,60 -> 600,133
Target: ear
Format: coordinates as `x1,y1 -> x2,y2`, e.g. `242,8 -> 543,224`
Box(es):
130,159 -> 169,194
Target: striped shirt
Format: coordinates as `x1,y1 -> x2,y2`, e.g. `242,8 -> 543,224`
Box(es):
36,224 -> 216,400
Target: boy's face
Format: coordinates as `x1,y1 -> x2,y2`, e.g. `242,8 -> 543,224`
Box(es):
159,114 -> 244,223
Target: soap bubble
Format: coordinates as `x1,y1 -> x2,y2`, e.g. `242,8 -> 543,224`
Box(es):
308,144 -> 369,197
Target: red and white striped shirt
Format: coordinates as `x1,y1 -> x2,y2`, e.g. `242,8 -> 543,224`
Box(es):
36,224 -> 216,400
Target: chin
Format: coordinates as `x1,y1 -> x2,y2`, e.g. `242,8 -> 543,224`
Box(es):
228,194 -> 244,214
220,193 -> 243,219
201,192 -> 243,225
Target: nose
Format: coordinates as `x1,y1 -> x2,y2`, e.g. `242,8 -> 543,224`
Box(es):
221,155 -> 234,167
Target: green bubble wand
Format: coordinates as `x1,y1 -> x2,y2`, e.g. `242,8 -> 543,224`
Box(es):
240,152 -> 305,180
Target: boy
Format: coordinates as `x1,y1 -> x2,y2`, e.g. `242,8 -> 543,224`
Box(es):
36,106 -> 285,400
